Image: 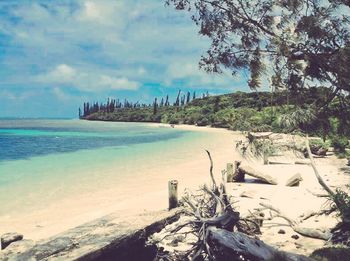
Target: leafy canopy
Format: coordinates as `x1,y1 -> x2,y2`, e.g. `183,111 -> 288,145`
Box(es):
166,0 -> 350,96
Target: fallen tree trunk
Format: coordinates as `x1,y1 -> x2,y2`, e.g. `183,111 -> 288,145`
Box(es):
285,173 -> 303,187
260,202 -> 331,241
238,164 -> 278,185
230,161 -> 244,182
207,227 -> 314,261
247,132 -> 273,140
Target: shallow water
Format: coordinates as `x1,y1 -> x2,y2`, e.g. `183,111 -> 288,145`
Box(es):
0,119 -> 206,215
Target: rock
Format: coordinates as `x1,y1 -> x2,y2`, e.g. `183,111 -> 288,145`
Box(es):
291,234 -> 300,240
285,173 -> 303,187
0,239 -> 35,255
278,229 -> 286,234
239,191 -> 255,199
347,157 -> 350,166
1,232 -> 23,250
295,242 -> 303,249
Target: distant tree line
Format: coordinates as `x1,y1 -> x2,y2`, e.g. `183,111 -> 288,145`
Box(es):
79,90 -> 209,118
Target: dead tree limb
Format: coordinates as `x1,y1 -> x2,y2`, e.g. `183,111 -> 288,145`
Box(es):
205,150 -> 217,192
238,163 -> 278,185
260,202 -> 331,240
306,137 -> 350,225
207,227 -> 314,261
305,137 -> 335,196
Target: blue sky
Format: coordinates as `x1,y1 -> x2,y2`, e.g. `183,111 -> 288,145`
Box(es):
0,0 -> 249,118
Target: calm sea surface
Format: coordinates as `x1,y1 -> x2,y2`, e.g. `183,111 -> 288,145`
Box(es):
0,119 -> 203,215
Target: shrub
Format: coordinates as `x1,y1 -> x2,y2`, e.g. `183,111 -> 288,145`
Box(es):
331,135 -> 349,153
332,188 -> 350,224
196,117 -> 210,126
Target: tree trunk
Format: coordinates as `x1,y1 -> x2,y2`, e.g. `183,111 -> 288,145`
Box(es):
207,227 -> 313,261
238,164 -> 278,185
168,180 -> 178,210
285,173 -> 303,187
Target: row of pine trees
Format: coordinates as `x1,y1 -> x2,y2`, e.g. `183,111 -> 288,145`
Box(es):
79,90 -> 210,118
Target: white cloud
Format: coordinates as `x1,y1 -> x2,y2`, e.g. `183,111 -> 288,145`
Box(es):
76,0 -> 124,26
52,87 -> 72,101
37,64 -> 141,92
0,0 -> 242,97
100,75 -> 140,90
165,62 -> 236,88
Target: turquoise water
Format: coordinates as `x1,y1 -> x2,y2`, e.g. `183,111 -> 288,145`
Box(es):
0,119 -> 204,215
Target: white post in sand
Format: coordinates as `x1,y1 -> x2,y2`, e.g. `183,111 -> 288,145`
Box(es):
168,180 -> 178,210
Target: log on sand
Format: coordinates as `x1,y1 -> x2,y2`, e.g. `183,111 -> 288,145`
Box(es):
285,173 -> 303,187
238,163 -> 278,185
207,227 -> 313,261
260,202 -> 331,241
228,161 -> 244,182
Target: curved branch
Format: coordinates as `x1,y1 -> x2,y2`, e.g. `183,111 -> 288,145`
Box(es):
205,150 -> 217,191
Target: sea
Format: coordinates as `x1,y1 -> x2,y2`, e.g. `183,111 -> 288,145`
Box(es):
0,119 -> 234,239
0,119 -> 207,215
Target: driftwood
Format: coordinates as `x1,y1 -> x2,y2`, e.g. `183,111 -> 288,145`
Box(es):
247,132 -> 273,140
156,149 -> 334,260
155,151 -> 267,260
295,160 -> 311,165
285,173 -> 303,187
305,138 -> 350,226
305,139 -> 335,197
299,207 -> 337,221
168,180 -> 178,210
226,163 -> 234,183
238,163 -> 278,185
207,227 -> 313,261
260,202 -> 331,240
229,161 -> 244,182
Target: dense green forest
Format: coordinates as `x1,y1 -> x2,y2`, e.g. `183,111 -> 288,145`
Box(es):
80,88 -> 350,146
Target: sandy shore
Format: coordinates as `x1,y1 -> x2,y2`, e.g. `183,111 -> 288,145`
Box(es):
1,123 -> 349,257
0,124 -> 242,240
227,154 -> 349,255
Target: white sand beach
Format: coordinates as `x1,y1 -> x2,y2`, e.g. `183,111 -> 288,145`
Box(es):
1,124 -> 349,256
0,124 -> 240,240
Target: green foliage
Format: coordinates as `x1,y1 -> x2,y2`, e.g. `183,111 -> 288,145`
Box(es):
250,139 -> 276,159
330,136 -> 349,153
166,0 -> 350,95
331,188 -> 350,224
309,139 -> 329,151
83,89 -> 350,142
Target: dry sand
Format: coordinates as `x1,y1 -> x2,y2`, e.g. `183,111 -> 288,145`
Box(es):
2,124 -> 349,257
151,126 -> 350,256
0,124 -> 241,240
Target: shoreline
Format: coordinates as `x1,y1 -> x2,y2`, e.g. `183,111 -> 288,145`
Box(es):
1,120 -> 349,257
0,122 -> 242,240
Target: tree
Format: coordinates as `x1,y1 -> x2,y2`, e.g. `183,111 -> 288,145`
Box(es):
153,97 -> 158,115
174,90 -> 181,106
166,0 -> 350,136
186,91 -> 191,104
166,0 -> 349,95
165,95 -> 170,106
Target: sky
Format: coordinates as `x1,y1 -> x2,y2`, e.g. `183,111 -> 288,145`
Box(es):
0,0 -> 249,118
